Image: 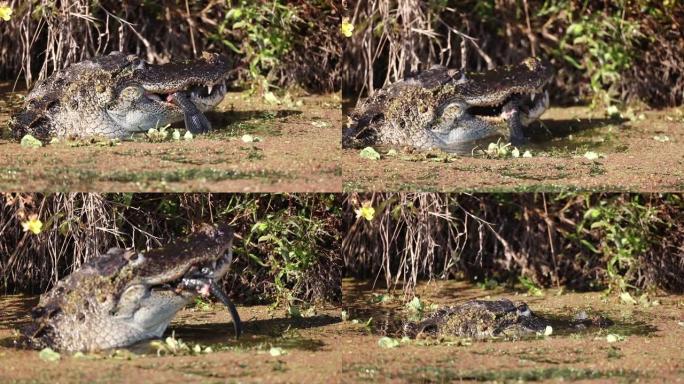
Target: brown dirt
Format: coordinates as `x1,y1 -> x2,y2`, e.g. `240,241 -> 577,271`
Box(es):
342,107 -> 684,192
0,85 -> 341,192
0,295 -> 346,383
339,279 -> 684,383
2,280 -> 682,383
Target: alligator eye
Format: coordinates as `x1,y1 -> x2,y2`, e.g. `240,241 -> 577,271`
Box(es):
133,59 -> 146,70
441,103 -> 462,117
517,304 -> 531,317
120,85 -> 143,100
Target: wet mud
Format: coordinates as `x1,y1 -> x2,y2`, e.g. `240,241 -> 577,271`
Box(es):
1,280 -> 682,383
342,106 -> 684,192
0,84 -> 341,192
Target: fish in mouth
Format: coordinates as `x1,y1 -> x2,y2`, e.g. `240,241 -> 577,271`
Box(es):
343,57 -> 554,150
169,91 -> 215,134
22,223 -> 242,352
10,51 -> 232,140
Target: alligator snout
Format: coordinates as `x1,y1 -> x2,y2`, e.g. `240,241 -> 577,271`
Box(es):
11,51 -> 232,141
23,223 -> 242,352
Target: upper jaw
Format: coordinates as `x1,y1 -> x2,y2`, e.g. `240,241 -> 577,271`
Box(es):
456,87 -> 550,124
462,83 -> 549,109
133,52 -> 231,93
129,224 -> 234,286
142,80 -> 228,111
133,52 -> 231,111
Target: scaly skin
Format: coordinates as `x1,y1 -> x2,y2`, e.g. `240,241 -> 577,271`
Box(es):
403,299 -> 548,339
344,58 -> 553,150
23,224 -> 241,352
10,51 -> 230,142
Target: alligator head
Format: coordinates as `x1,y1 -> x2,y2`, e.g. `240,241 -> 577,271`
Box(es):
403,299 -> 548,339
344,58 -> 553,150
23,223 -> 241,352
10,51 -> 230,141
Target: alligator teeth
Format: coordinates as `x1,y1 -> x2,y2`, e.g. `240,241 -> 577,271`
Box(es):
207,84 -> 213,94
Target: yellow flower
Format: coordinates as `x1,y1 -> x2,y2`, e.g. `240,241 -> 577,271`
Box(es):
0,5 -> 13,21
21,215 -> 43,234
355,201 -> 375,221
341,17 -> 354,38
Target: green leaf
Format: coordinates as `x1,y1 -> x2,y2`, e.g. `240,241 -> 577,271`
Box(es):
580,239 -> 600,253
377,337 -> 400,349
241,134 -> 262,143
606,334 -> 625,343
20,134 -> 43,148
359,147 -> 381,160
263,91 -> 280,104
583,151 -> 600,160
619,291 -> 637,305
405,297 -> 424,313
583,208 -> 601,219
288,305 -> 301,318
38,348 -> 61,362
269,347 -> 287,356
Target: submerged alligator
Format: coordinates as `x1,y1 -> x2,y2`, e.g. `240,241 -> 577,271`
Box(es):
344,58 -> 553,150
10,51 -> 230,141
23,223 -> 242,352
403,299 -> 611,340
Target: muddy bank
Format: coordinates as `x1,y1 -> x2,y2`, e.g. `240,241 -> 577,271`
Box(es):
342,106 -> 684,191
2,280 -> 682,383
0,295 -> 346,383
0,88 -> 341,192
338,279 -> 684,383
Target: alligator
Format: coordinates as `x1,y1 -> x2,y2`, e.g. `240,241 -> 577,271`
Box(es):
22,223 -> 242,352
10,51 -> 230,141
403,299 -> 613,340
343,57 -> 553,150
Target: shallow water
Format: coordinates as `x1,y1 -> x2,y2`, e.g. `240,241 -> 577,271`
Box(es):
343,106 -> 684,191
340,279 -> 683,382
0,85 -> 342,192
0,280 -> 682,382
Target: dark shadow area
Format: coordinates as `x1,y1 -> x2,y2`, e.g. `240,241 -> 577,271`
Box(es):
526,116 -> 627,142
1,311 -> 341,352
165,109 -> 304,136
171,314 -> 340,339
541,313 -> 659,338
204,109 -> 303,127
169,314 -> 340,351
